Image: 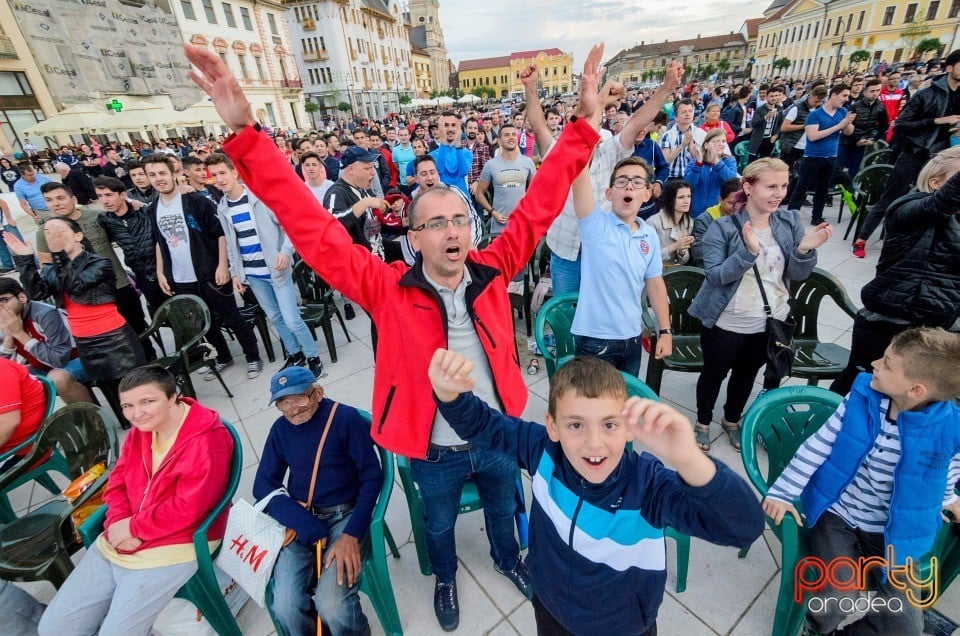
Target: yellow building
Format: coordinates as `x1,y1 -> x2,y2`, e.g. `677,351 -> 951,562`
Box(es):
607,33 -> 749,84
411,44 -> 434,97
754,0 -> 960,80
458,48 -> 573,98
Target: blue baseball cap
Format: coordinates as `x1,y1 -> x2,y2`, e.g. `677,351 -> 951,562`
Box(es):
269,366 -> 317,403
340,145 -> 380,167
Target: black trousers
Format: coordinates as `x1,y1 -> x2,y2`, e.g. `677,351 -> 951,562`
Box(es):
696,325 -> 779,425
532,596 -> 657,636
857,148 -> 927,242
829,312 -> 909,396
134,272 -> 168,318
787,156 -> 836,222
114,284 -> 155,360
172,280 -> 261,364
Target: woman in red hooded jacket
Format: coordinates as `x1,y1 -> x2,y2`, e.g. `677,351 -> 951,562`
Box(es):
39,365 -> 234,636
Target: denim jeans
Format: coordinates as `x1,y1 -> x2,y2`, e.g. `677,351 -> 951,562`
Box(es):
0,225 -> 23,269
0,580 -> 45,636
246,275 -> 319,359
549,251 -> 581,296
837,143 -> 866,182
270,511 -> 369,636
574,334 -> 644,377
410,446 -> 520,583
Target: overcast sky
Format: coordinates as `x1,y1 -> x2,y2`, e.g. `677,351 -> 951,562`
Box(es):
436,0 -> 773,69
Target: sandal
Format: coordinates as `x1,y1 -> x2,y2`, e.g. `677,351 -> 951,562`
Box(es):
722,418 -> 742,453
695,423 -> 711,452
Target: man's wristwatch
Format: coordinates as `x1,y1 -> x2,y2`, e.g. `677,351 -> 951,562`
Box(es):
659,329 -> 673,335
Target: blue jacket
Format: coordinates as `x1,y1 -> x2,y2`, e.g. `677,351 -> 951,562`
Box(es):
253,398 -> 383,544
429,144 -> 472,196
801,374 -> 960,564
684,157 -> 738,219
632,138 -> 670,185
688,208 -> 817,328
438,391 -> 764,635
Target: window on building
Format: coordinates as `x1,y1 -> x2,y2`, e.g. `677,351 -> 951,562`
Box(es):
320,36 -> 325,50
201,0 -> 216,23
254,56 -> 265,81
267,13 -> 278,35
264,103 -> 275,126
217,52 -> 228,65
882,6 -> 895,25
834,18 -> 842,35
222,3 -> 236,27
553,67 -> 557,75
502,74 -> 507,83
180,0 -> 196,20
804,24 -> 810,39
238,53 -> 248,79
904,3 -> 917,21
857,10 -> 865,29
239,6 -> 252,29
813,21 -> 819,37
825,19 -> 831,35
951,0 -> 960,17
472,78 -> 476,87
927,0 -> 940,19
790,26 -> 795,42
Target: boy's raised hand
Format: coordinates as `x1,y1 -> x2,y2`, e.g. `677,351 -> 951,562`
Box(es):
762,497 -> 804,526
622,398 -> 716,486
428,349 -> 476,403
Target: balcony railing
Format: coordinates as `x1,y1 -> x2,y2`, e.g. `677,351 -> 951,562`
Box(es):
281,79 -> 303,88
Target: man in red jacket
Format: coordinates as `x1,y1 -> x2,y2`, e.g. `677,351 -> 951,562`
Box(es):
185,41 -> 608,632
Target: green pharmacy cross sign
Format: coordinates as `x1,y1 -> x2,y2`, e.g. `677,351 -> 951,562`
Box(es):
107,99 -> 124,113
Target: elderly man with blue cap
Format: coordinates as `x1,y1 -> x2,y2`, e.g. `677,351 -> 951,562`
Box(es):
253,366 -> 382,636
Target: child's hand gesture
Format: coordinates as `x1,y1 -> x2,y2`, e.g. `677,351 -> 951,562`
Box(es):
621,398 -> 717,486
762,496 -> 803,526
428,348 -> 476,403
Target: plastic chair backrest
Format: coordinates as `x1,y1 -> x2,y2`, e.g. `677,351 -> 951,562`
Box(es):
788,268 -> 859,342
861,147 -> 892,168
852,164 -> 893,205
0,403 -> 120,490
740,386 -> 841,534
643,266 -> 705,336
358,410 -> 394,525
152,294 -> 212,352
534,293 -> 578,377
622,372 -> 659,401
293,261 -> 332,305
39,374 -> 57,420
733,141 -> 749,171
199,419 -> 243,543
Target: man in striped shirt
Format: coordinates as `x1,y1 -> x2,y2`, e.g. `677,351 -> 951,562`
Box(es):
763,327 -> 960,635
207,154 -> 323,378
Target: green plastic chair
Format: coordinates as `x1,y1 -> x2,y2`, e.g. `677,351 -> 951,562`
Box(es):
0,402 -> 119,588
788,268 -> 859,386
396,454 -> 529,577
640,266 -> 706,395
733,141 -> 750,172
860,147 -> 892,169
292,261 -> 352,363
509,239 -> 551,338
0,374 -> 67,523
534,293 -> 578,378
621,372 -> 690,594
79,419 -> 244,636
841,163 -> 894,241
141,294 -> 233,399
264,440 -> 403,636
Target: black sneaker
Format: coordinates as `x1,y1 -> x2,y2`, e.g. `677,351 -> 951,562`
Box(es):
307,356 -> 324,378
495,558 -> 533,599
433,580 -> 459,632
344,302 -> 356,320
282,352 -> 306,369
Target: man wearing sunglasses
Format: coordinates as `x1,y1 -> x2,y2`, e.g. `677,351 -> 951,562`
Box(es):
185,41 -> 606,631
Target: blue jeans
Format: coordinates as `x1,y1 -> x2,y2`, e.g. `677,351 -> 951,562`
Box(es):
837,144 -> 866,182
0,580 -> 45,636
270,511 -> 369,636
246,275 -> 319,359
549,251 -> 581,296
410,446 -> 520,583
574,334 -> 645,377
0,225 -> 23,269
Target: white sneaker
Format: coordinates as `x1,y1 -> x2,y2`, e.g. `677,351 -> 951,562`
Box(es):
204,361 -> 232,381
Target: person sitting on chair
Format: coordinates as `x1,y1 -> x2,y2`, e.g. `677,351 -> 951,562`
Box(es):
38,365 -> 234,636
253,366 -> 382,636
0,357 -> 47,468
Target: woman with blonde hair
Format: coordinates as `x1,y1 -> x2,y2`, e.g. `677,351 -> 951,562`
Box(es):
831,146 -> 960,395
689,158 -> 833,452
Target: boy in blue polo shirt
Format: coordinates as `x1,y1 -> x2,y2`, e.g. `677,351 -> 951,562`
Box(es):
569,156 -> 672,376
428,349 -> 764,635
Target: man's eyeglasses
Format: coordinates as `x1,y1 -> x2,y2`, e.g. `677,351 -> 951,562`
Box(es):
612,176 -> 649,189
276,388 -> 317,411
412,216 -> 471,232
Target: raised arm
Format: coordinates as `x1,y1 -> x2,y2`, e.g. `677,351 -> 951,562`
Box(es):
520,66 -> 555,158
618,61 -> 684,151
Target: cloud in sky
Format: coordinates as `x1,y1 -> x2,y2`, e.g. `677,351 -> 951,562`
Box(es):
436,0 -> 771,68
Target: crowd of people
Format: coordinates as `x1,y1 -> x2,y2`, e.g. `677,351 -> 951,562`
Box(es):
1,40 -> 959,636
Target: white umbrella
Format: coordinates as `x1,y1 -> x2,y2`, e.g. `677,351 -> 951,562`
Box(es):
89,100 -> 180,132
167,101 -> 222,127
457,94 -> 481,104
23,104 -> 108,136
435,96 -> 455,105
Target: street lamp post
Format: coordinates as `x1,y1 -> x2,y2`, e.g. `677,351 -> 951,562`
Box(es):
833,40 -> 846,77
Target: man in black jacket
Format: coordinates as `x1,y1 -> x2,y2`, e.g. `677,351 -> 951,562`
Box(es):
53,162 -> 97,205
746,84 -> 785,161
142,154 -> 264,380
94,176 -> 167,315
721,86 -> 752,142
838,78 -> 889,182
855,50 -> 960,256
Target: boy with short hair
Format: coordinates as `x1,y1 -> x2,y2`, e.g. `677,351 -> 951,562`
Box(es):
764,327 -> 960,635
428,349 -> 764,635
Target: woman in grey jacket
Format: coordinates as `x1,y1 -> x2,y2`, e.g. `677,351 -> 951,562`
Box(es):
688,158 -> 832,452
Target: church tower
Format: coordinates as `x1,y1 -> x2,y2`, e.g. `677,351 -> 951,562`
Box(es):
407,0 -> 450,91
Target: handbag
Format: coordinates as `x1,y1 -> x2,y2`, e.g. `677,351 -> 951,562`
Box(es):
216,403 -> 339,606
729,216 -> 797,383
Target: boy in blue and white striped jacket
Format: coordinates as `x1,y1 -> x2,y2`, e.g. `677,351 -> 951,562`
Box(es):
764,327 -> 960,635
428,349 -> 764,635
